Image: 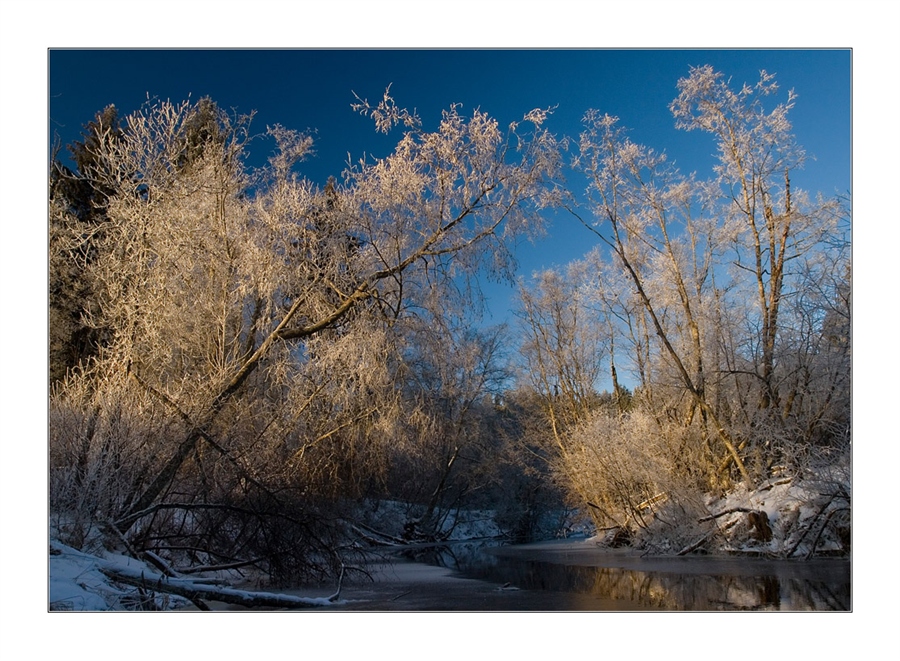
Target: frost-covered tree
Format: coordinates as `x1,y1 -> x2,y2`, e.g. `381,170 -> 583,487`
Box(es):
516,67 -> 849,541
49,92 -> 563,580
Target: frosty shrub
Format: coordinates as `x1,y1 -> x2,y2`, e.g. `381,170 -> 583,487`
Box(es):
49,360 -> 187,551
557,406 -> 714,548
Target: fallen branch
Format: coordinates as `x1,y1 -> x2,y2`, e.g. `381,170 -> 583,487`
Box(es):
678,519 -> 738,556
698,507 -> 753,523
99,521 -> 209,610
786,491 -> 842,558
350,525 -> 402,548
350,521 -> 408,545
99,565 -> 340,609
637,492 -> 668,511
678,534 -> 712,556
142,550 -> 179,577
176,557 -> 266,575
805,506 -> 851,560
758,477 -> 793,491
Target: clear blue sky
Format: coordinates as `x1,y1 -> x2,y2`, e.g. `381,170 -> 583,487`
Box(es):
49,49 -> 851,325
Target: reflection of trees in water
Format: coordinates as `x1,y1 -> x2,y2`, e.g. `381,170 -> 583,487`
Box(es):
590,568 -> 694,609
780,578 -> 849,611
429,551 -> 846,610
586,567 -> 847,610
405,542 -> 849,610
400,541 -> 503,572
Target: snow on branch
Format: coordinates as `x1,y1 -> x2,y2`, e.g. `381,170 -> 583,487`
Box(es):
98,564 -> 341,609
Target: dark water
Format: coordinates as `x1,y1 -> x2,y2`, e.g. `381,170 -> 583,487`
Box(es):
398,538 -> 850,611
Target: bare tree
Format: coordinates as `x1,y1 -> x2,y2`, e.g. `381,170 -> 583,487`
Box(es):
573,109 -> 751,485
670,66 -> 841,427
517,262 -> 608,430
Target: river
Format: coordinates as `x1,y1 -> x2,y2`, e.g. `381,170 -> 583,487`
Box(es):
285,538 -> 850,611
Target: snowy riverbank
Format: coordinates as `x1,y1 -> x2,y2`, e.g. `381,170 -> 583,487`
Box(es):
49,463 -> 849,612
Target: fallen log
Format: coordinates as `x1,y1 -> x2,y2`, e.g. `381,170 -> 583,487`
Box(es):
99,564 -> 341,609
351,520 -> 408,545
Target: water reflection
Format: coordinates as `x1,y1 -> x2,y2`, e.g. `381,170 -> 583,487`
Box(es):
409,540 -> 850,611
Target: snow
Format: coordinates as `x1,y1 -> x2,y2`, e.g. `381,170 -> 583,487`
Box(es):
49,539 -> 343,611
49,541 -> 187,611
49,543 -> 131,611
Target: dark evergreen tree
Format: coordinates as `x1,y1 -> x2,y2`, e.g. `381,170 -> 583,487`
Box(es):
49,105 -> 123,384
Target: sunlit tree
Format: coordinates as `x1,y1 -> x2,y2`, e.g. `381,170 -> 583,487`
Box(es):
49,92 -> 564,580
516,67 -> 849,543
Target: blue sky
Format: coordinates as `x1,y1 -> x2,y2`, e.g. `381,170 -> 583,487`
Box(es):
49,49 -> 851,326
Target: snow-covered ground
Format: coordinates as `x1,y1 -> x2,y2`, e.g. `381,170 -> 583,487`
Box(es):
49,540 -> 187,611
700,472 -> 850,556
581,458 -> 852,559
49,539 -> 346,611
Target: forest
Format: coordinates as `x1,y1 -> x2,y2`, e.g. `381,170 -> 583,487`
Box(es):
48,66 -> 851,607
